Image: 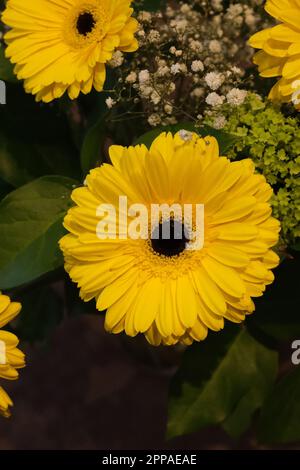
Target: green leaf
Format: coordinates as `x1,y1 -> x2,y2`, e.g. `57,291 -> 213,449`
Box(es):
222,383 -> 273,439
12,285 -> 63,343
80,117 -> 107,176
0,175 -> 78,289
246,255 -> 300,341
257,367 -> 300,444
0,83 -> 80,187
167,325 -> 278,440
134,122 -> 239,154
198,126 -> 239,154
0,44 -> 17,83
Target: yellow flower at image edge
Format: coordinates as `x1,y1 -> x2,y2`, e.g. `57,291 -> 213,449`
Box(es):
2,0 -> 139,102
249,0 -> 300,109
60,131 -> 280,346
0,294 -> 25,417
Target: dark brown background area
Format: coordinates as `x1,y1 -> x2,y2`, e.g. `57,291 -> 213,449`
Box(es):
0,314 -> 289,450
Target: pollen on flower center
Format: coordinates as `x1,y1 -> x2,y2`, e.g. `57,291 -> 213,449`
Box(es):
76,12 -> 96,36
151,219 -> 188,257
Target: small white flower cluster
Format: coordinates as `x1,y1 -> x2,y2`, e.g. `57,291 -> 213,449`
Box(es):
226,88 -> 248,106
105,97 -> 116,109
108,51 -> 124,68
113,0 -> 270,126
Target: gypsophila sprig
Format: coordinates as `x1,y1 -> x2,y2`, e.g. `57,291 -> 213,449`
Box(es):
109,0 -> 270,126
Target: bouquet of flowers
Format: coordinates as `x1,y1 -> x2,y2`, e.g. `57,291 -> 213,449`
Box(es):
0,0 -> 299,449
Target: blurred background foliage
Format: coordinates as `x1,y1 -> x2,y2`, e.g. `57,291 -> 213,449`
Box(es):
0,0 -> 299,449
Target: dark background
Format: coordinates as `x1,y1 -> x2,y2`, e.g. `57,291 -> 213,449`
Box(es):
0,310 -> 298,450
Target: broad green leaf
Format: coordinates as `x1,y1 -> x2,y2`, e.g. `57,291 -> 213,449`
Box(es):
134,122 -> 239,154
0,175 -> 78,289
0,44 -> 17,83
258,367 -> 300,444
246,255 -> 300,341
12,285 -> 63,343
222,382 -> 275,439
80,117 -> 107,176
0,83 -> 80,187
167,325 -> 278,439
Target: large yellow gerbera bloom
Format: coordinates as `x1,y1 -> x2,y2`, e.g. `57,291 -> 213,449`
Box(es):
249,0 -> 300,109
0,294 -> 25,417
60,131 -> 280,346
2,0 -> 138,102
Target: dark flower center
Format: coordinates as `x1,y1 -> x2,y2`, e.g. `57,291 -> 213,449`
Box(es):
151,219 -> 188,257
76,12 -> 96,36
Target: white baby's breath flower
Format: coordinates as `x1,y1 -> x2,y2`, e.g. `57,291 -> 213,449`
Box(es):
139,85 -> 153,97
226,88 -> 248,106
192,87 -> 204,98
138,69 -> 150,84
212,0 -> 223,11
231,66 -> 243,76
148,113 -> 161,126
189,40 -> 203,52
292,80 -> 300,89
164,104 -> 173,114
164,116 -> 177,125
137,29 -> 146,38
138,11 -> 152,23
179,129 -> 193,142
204,72 -> 225,90
191,60 -> 204,73
165,6 -> 175,18
170,63 -> 181,75
148,29 -> 160,43
126,71 -> 137,84
171,19 -> 188,32
206,92 -> 225,107
213,115 -> 227,129
180,4 -> 191,14
151,90 -> 161,105
105,97 -> 116,109
291,80 -> 300,105
157,65 -> 169,77
226,4 -> 243,18
168,82 -> 176,93
108,51 -> 124,68
229,44 -> 239,56
209,40 -> 222,53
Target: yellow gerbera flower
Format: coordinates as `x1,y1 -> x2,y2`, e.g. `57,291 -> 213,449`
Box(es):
60,131 -> 280,346
0,294 -> 25,417
2,0 -> 139,102
249,0 -> 300,109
